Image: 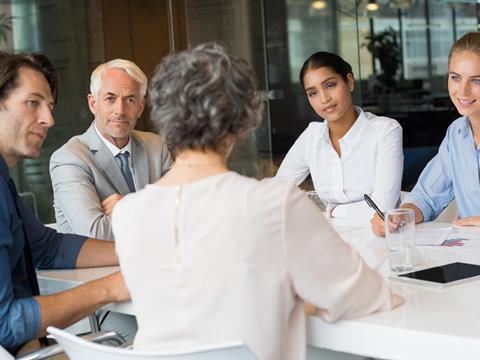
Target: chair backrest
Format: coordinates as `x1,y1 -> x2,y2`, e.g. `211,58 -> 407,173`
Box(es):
0,345 -> 14,360
47,327 -> 256,360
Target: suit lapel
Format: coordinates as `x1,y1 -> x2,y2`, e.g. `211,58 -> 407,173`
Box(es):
83,123 -> 131,195
131,133 -> 149,189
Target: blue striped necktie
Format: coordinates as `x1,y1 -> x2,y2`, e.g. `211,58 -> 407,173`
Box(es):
116,152 -> 136,193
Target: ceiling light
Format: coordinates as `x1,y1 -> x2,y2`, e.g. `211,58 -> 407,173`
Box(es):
366,0 -> 380,11
311,0 -> 327,10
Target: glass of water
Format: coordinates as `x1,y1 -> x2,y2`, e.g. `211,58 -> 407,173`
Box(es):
385,208 -> 415,272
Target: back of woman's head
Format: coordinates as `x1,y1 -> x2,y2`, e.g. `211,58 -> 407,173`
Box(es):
149,43 -> 263,155
449,32 -> 480,65
299,51 -> 353,87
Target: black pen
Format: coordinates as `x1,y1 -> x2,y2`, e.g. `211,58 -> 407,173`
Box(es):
363,194 -> 385,220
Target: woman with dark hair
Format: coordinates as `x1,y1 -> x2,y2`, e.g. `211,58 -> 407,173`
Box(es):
276,52 -> 403,222
112,44 -> 401,360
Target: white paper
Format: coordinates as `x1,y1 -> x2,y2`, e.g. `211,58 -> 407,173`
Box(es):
367,227 -> 452,248
415,227 -> 452,246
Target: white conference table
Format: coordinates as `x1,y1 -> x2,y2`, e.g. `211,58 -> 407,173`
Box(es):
37,266 -> 135,316
38,219 -> 480,360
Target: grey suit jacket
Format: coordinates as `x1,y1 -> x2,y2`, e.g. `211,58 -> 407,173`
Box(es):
50,123 -> 172,240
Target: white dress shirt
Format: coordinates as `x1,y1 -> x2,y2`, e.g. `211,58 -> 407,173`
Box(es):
94,124 -> 137,189
275,107 -> 403,222
113,172 -> 397,360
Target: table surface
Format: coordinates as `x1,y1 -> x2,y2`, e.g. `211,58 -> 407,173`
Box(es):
38,218 -> 480,360
307,219 -> 480,360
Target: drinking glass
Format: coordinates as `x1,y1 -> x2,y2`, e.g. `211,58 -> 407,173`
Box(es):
385,208 -> 415,272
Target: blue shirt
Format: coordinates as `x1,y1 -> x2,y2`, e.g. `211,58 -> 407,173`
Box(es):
0,155 -> 87,353
404,117 -> 480,221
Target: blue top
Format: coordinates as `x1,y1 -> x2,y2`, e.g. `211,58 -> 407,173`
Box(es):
0,155 -> 87,353
404,117 -> 480,221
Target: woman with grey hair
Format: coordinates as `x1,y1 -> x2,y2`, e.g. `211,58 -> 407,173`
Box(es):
112,43 -> 402,360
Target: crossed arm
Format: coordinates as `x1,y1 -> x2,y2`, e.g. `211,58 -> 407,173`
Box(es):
50,150 -> 116,240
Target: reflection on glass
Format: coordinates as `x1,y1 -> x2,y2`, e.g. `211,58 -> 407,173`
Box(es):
184,0 -> 272,179
3,1 -> 95,222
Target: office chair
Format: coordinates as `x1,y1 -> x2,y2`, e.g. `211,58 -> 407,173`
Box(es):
0,345 -> 14,360
47,326 -> 256,360
14,330 -> 125,360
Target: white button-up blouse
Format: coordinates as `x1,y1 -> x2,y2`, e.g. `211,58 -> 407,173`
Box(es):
275,107 -> 403,222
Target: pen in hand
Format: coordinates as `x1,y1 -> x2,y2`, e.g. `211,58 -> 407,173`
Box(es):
363,194 -> 385,220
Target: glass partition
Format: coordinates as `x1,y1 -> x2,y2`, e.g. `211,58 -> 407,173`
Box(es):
2,0 -> 97,222
184,0 -> 273,178
3,0 -> 479,220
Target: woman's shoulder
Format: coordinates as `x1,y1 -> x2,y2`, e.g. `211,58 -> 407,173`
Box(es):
294,121 -> 326,142
361,110 -> 402,131
306,120 -> 325,132
226,172 -> 300,202
113,185 -> 165,218
446,116 -> 468,132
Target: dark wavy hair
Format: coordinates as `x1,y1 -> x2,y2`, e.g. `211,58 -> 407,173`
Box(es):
299,51 -> 353,88
0,52 -> 59,104
149,43 -> 263,155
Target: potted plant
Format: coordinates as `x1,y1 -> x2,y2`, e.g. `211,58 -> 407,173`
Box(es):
363,27 -> 401,92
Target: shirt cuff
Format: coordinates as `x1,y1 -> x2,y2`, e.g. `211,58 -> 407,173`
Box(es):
53,234 -> 88,269
402,193 -> 433,222
5,297 -> 41,351
24,297 -> 41,342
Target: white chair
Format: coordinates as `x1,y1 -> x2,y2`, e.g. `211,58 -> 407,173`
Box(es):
47,327 -> 256,360
0,345 -> 14,360
15,330 -> 126,360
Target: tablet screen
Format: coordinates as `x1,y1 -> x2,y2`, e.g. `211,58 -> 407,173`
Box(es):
399,262 -> 480,284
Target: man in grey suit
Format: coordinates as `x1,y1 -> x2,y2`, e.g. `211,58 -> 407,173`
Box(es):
50,59 -> 172,241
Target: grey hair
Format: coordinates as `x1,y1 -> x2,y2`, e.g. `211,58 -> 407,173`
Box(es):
149,43 -> 263,155
90,59 -> 148,99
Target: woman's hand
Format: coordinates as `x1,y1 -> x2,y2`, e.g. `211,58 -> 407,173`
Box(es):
371,213 -> 386,237
453,216 -> 480,227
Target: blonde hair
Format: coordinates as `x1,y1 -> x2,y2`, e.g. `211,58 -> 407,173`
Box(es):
90,59 -> 147,99
449,32 -> 480,65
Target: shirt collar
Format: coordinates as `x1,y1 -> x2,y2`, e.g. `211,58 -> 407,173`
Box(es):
460,117 -> 473,139
319,121 -> 330,143
94,124 -> 132,157
320,106 -> 364,146
340,106 -> 365,146
0,155 -> 9,181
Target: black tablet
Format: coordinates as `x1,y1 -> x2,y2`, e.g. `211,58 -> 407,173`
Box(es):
390,262 -> 480,288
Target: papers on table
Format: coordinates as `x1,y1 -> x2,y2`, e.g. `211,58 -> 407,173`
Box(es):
368,226 -> 453,248
415,227 -> 452,246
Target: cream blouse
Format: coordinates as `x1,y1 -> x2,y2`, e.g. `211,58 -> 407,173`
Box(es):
113,172 -> 399,360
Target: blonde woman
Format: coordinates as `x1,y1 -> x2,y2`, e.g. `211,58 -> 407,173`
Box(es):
372,31 -> 480,235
